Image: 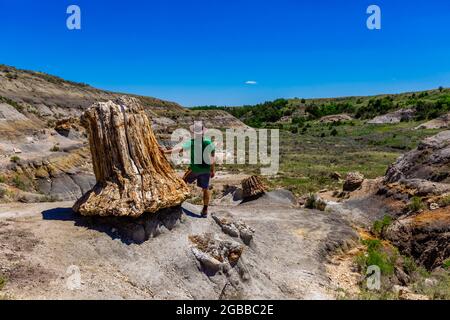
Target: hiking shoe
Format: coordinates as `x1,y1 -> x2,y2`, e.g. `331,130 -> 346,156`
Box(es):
201,206 -> 208,218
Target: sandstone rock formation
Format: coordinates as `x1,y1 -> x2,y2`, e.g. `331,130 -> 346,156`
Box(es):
241,175 -> 266,199
73,96 -> 190,217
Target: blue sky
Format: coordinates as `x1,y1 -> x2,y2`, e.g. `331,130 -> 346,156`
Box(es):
1,0 -> 449,106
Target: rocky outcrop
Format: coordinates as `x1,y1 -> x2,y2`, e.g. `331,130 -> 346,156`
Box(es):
73,96 -> 190,217
416,113 -> 450,130
343,172 -> 364,192
54,117 -> 86,140
385,131 -> 450,186
380,131 -> 450,270
385,208 -> 450,270
2,147 -> 95,201
367,108 -> 415,124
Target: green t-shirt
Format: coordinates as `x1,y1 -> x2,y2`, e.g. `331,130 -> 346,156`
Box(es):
182,138 -> 215,173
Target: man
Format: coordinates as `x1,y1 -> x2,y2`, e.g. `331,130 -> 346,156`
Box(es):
161,123 -> 215,217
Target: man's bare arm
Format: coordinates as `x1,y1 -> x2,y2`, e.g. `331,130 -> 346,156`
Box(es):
210,152 -> 216,178
159,145 -> 183,154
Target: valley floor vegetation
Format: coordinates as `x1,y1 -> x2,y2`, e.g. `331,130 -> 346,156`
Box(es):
222,120 -> 443,196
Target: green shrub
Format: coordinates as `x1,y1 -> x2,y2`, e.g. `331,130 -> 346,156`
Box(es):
372,215 -> 392,236
356,239 -> 397,275
355,97 -> 395,119
10,156 -> 20,163
408,196 -> 425,212
330,128 -> 338,136
444,259 -> 450,270
0,175 -> 5,183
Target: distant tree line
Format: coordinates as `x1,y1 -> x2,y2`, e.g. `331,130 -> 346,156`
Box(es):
192,99 -> 289,127
192,89 -> 450,127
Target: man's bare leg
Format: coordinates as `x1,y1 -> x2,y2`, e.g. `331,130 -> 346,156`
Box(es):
201,188 -> 210,217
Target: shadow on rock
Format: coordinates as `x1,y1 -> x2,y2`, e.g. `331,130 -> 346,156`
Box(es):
41,206 -> 185,245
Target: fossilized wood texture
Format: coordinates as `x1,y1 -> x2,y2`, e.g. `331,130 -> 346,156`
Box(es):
241,175 -> 266,199
73,96 -> 189,217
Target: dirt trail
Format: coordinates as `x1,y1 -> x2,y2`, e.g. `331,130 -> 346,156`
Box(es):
0,192 -> 358,300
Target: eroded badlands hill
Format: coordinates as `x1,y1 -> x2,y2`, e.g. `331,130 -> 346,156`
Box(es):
0,65 -> 246,202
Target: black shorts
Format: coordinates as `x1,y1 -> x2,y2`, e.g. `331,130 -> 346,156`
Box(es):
184,171 -> 211,189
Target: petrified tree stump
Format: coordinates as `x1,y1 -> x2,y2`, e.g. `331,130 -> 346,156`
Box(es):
241,175 -> 266,199
73,96 -> 189,217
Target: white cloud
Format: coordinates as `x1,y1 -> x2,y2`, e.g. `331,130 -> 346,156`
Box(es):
245,80 -> 257,85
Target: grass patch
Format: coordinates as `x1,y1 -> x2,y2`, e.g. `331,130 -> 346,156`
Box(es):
408,196 -> 425,212
353,237 -> 450,300
12,174 -> 32,191
412,271 -> 450,300
438,194 -> 450,207
0,96 -> 24,112
260,121 -> 444,196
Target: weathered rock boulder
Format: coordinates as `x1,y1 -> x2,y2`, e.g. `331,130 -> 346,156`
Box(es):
343,172 -> 364,192
73,96 -> 190,217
